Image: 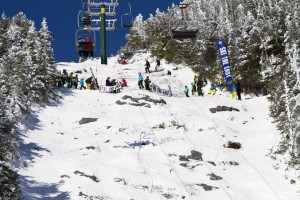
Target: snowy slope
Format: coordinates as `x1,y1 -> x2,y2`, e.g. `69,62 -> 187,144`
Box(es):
18,53 -> 299,200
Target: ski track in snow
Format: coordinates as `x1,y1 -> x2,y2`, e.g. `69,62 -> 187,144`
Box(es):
18,54 -> 299,200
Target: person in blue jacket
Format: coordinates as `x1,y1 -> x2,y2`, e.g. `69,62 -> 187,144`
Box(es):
138,72 -> 144,89
79,78 -> 86,90
208,83 -> 217,95
184,86 -> 189,97
232,85 -> 237,99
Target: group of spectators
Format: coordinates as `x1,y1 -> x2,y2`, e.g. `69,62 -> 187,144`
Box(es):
184,74 -> 242,100
57,69 -> 99,90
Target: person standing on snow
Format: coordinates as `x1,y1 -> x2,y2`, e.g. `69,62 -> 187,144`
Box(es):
236,82 -> 242,100
144,76 -> 151,91
106,77 -> 111,86
72,74 -> 79,89
232,84 -> 237,99
155,58 -> 161,72
184,86 -> 190,97
79,78 -> 86,90
145,59 -> 151,73
138,72 -> 144,89
121,78 -> 128,87
208,83 -> 217,95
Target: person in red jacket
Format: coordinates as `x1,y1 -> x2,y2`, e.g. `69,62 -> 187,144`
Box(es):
85,37 -> 94,58
121,78 -> 128,87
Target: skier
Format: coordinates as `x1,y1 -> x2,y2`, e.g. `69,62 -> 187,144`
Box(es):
194,75 -> 199,84
121,78 -> 128,87
138,72 -> 144,89
208,83 -> 217,95
232,84 -> 237,99
197,80 -> 204,96
191,82 -> 197,96
106,77 -> 111,86
144,76 -> 152,91
184,86 -> 190,97
72,74 -> 79,89
85,76 -> 93,89
145,59 -> 151,73
236,82 -> 242,100
79,78 -> 86,90
120,59 -> 127,65
155,58 -> 161,72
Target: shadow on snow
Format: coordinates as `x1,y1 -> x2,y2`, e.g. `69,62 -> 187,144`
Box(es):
20,176 -> 70,200
17,88 -> 73,199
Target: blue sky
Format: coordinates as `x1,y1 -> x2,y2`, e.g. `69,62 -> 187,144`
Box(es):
0,0 -> 181,62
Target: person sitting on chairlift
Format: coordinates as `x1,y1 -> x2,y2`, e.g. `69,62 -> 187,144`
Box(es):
77,36 -> 86,58
82,16 -> 91,30
85,37 -> 94,58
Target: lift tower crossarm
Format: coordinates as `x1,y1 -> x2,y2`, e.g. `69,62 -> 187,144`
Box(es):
87,2 -> 119,7
87,11 -> 116,17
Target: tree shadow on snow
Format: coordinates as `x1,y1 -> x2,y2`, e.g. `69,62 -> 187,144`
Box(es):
20,176 -> 70,200
44,88 -> 74,107
126,140 -> 151,149
18,88 -> 74,162
17,88 -> 74,197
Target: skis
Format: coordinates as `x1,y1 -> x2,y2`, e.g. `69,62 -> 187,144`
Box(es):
90,67 -> 99,89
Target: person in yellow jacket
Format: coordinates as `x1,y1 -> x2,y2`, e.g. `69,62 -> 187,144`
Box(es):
208,83 -> 217,95
232,85 -> 237,99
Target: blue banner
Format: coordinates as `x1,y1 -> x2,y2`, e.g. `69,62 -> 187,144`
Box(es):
216,40 -> 233,87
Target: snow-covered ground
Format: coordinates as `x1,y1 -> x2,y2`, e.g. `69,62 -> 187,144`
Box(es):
18,52 -> 299,200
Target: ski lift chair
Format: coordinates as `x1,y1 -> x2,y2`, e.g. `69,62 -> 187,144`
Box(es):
75,29 -> 96,59
121,3 -> 133,28
169,3 -> 199,40
171,29 -> 198,39
121,13 -> 133,28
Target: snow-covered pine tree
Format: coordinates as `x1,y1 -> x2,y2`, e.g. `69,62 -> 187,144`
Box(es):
0,13 -> 11,58
147,9 -> 170,58
271,0 -> 300,176
122,14 -> 147,52
0,90 -> 20,200
0,14 -> 21,200
35,18 -> 58,102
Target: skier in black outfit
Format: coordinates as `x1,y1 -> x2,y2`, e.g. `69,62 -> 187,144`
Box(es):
145,60 -> 151,73
144,76 -> 151,91
236,82 -> 242,100
155,58 -> 160,72
106,77 -> 111,86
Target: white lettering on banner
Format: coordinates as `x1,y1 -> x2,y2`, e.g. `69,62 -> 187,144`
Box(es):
219,47 -> 227,56
151,83 -> 172,97
224,66 -> 231,78
99,83 -> 122,93
221,56 -> 229,65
